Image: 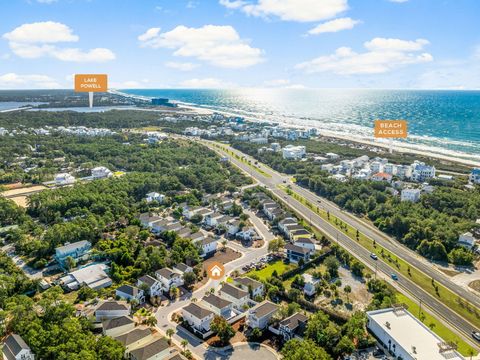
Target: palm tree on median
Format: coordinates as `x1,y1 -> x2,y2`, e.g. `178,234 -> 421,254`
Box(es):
181,339 -> 189,353
166,328 -> 174,345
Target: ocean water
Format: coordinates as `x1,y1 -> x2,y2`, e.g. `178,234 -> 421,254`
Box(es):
122,89 -> 480,162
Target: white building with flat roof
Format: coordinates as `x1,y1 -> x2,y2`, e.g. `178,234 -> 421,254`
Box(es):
401,188 -> 421,203
282,145 -> 306,160
367,307 -> 465,360
55,173 -> 75,185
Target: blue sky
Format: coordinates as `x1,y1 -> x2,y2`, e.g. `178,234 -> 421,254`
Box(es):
0,0 -> 479,89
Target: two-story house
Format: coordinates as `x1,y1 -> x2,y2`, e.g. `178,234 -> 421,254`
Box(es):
202,294 -> 233,319
155,268 -> 184,291
102,316 -> 135,337
115,285 -> 145,304
137,275 -> 163,297
278,312 -> 309,341
247,301 -> 279,329
302,274 -> 320,297
181,303 -> 215,333
218,283 -> 249,310
54,240 -> 91,268
95,301 -> 131,321
129,338 -> 172,360
2,334 -> 35,360
285,243 -> 313,264
233,277 -> 264,299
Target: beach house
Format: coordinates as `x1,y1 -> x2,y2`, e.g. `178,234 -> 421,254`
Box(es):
2,334 -> 35,360
247,301 -> 279,329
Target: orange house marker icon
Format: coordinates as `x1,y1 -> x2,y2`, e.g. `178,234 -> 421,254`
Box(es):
207,262 -> 225,280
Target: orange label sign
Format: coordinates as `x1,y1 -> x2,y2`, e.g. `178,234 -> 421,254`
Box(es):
374,120 -> 408,138
74,74 -> 108,92
207,262 -> 225,280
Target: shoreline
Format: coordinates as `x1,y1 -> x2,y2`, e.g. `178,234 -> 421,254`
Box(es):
115,90 -> 480,168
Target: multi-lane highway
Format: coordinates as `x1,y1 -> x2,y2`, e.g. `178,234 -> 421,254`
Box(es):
202,139 -> 480,350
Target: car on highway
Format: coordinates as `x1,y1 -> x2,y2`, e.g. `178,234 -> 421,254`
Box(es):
370,253 -> 378,260
391,273 -> 398,280
472,330 -> 480,341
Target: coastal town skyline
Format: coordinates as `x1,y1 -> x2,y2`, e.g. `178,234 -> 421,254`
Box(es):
1,0 -> 480,90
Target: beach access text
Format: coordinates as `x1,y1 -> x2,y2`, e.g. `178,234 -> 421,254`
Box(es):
374,120 -> 408,138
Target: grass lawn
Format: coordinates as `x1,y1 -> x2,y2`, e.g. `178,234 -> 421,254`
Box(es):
247,260 -> 295,281
279,185 -> 480,327
396,293 -> 477,356
212,143 -> 272,178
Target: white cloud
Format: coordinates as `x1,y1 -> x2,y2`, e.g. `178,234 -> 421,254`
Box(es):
3,21 -> 115,62
264,78 -> 291,86
389,0 -> 408,3
4,21 -> 78,43
296,37 -> 432,75
165,61 -> 199,71
220,0 -> 348,22
179,78 -> 235,88
36,0 -> 58,3
308,17 -> 360,35
0,73 -> 61,89
138,25 -> 264,68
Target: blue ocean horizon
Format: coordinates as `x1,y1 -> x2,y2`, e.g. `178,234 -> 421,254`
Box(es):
123,89 -> 480,162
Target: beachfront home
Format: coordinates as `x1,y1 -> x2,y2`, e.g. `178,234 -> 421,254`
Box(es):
202,294 -> 233,319
372,172 -> 393,182
115,285 -> 145,304
137,275 -> 163,297
54,173 -> 75,185
401,188 -> 421,202
145,192 -> 165,203
278,312 -> 309,341
182,303 -> 215,333
95,301 -> 131,321
155,268 -> 183,291
247,301 -> 279,329
91,166 -> 113,179
2,334 -> 35,360
470,168 -> 480,184
55,240 -> 91,267
218,283 -> 249,309
234,277 -> 265,299
411,161 -> 436,182
102,316 -> 135,337
129,338 -> 172,360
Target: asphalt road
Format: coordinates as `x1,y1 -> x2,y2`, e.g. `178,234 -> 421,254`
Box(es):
203,140 -> 480,350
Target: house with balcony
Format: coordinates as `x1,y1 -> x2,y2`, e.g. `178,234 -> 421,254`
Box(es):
302,274 -> 320,297
278,312 -> 309,341
233,277 -> 264,299
145,192 -> 165,203
182,303 -> 215,333
155,268 -> 184,291
115,285 -> 145,304
137,275 -> 163,297
102,316 -> 135,337
54,240 -> 91,268
95,301 -> 131,321
91,166 -> 113,179
219,283 -> 249,310
285,243 -> 313,264
2,334 -> 35,360
202,294 -> 234,319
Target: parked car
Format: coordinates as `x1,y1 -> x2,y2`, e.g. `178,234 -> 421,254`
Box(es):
370,253 -> 378,260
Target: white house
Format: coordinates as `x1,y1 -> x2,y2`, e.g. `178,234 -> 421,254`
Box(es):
145,192 -> 165,203
173,263 -> 193,275
234,277 -> 264,299
325,152 -> 339,160
91,166 -> 113,179
395,165 -> 411,179
137,275 -> 163,297
469,168 -> 480,184
129,338 -> 171,360
155,268 -> 184,291
278,218 -> 298,235
2,334 -> 35,360
116,285 -> 145,304
247,301 -> 279,329
204,212 -> 224,227
285,243 -> 313,264
60,263 -> 112,291
226,220 -> 241,236
95,301 -> 131,321
182,303 -> 215,333
219,283 -> 249,309
202,294 -> 234,319
294,237 -> 316,252
458,232 -> 476,249
302,274 -> 320,297
282,145 -> 306,160
367,307 -> 464,360
54,173 -> 75,185
102,316 -> 135,337
400,188 -> 421,203
197,237 -> 218,257
411,161 -> 436,182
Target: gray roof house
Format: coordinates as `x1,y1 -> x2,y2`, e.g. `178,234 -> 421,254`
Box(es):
2,334 -> 34,360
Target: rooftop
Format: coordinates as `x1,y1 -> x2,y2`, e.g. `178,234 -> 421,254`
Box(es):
102,316 -> 134,330
55,240 -> 90,253
183,302 -> 214,320
3,334 -> 31,360
129,338 -> 170,360
367,308 -> 465,360
203,293 -> 232,309
96,300 -> 130,312
250,301 -> 279,319
220,283 -> 248,299
234,276 -> 263,290
115,328 -> 152,347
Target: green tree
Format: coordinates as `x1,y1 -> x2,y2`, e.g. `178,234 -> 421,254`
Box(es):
210,315 -> 235,345
324,255 -> 339,278
281,339 -> 331,360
